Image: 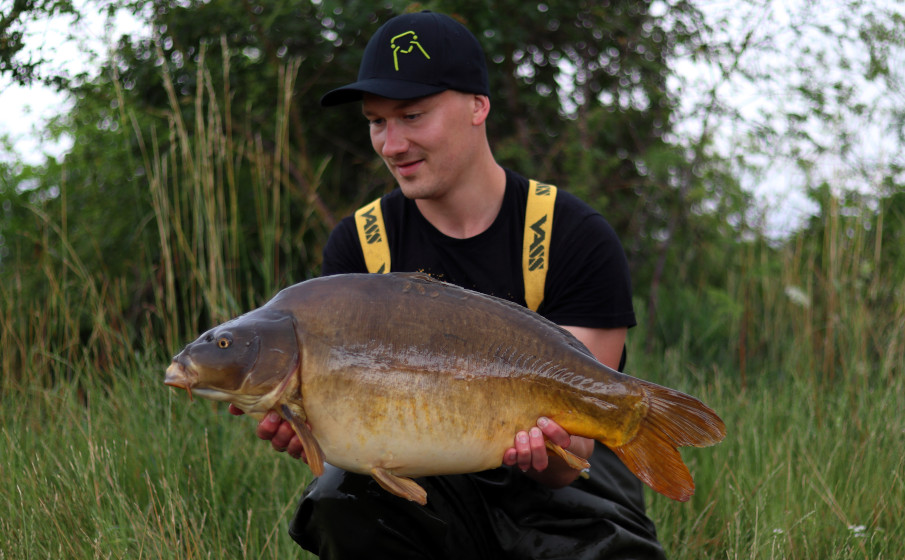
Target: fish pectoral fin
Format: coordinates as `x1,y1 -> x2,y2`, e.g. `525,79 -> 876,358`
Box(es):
370,467 -> 428,506
280,404 -> 326,477
545,440 -> 591,471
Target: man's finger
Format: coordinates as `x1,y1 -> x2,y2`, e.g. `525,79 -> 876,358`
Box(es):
515,431 -> 532,471
286,436 -> 307,461
528,426 -> 548,471
270,420 -> 297,450
537,416 -> 571,448
256,411 -> 282,440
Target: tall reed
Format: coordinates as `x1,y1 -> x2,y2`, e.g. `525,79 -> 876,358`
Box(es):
139,41 -> 329,350
638,187 -> 904,559
0,40 -> 333,391
2,43 -> 331,558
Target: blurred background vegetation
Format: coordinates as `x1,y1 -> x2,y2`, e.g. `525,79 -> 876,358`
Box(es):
1,0 -> 902,379
1,0 -> 903,558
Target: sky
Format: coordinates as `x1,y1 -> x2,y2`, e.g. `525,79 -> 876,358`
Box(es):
0,1 -> 146,165
668,0 -> 903,236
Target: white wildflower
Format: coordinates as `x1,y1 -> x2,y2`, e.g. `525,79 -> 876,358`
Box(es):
784,285 -> 811,308
848,525 -> 867,538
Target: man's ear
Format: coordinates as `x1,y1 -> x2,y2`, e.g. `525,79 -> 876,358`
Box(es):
471,94 -> 491,126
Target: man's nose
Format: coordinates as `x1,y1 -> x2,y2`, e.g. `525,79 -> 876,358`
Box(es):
381,120 -> 409,157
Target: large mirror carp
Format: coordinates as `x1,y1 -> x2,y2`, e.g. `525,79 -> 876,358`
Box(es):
165,272 -> 725,505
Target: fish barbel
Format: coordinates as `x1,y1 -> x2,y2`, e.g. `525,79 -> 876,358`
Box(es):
165,272 -> 725,505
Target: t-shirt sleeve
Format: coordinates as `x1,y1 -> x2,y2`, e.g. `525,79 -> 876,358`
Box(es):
540,195 -> 636,330
321,216 -> 368,276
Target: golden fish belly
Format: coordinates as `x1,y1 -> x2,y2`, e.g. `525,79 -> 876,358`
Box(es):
300,361 -> 612,477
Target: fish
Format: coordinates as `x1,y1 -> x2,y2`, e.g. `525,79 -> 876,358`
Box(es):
165,272 -> 725,505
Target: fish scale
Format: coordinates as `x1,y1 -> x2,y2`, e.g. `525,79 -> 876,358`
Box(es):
165,272 -> 725,505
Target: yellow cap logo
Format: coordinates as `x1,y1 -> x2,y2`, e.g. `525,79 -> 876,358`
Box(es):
390,31 -> 430,71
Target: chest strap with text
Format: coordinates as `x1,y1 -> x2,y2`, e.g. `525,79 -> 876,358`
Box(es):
354,197 -> 390,274
354,180 -> 557,312
523,180 -> 557,312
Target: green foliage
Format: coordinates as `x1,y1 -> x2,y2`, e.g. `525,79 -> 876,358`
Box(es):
0,0 -> 77,85
2,0 -> 732,365
0,49 -> 335,381
635,181 -> 905,387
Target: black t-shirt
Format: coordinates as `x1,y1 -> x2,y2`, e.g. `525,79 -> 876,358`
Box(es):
322,168 -> 636,331
311,169 -> 663,557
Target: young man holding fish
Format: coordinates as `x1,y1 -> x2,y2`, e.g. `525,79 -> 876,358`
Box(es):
234,10 -> 667,559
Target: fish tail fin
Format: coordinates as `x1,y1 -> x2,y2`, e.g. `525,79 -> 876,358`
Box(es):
612,383 -> 725,502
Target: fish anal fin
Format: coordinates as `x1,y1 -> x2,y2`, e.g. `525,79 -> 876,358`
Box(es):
610,382 -> 726,502
370,467 -> 428,505
544,439 -> 591,471
280,404 -> 326,477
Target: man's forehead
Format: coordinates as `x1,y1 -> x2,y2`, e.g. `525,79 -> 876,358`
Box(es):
361,92 -> 444,114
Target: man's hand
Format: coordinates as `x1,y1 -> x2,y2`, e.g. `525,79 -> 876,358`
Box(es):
502,416 -> 594,488
228,404 -> 308,461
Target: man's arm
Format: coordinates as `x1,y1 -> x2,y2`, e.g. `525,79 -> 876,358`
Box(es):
501,325 -> 627,488
563,325 -> 627,371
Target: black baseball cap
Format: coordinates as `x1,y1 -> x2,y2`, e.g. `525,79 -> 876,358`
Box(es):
320,11 -> 490,107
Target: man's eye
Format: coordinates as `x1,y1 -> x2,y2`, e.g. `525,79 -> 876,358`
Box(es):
368,118 -> 385,126
404,113 -> 421,121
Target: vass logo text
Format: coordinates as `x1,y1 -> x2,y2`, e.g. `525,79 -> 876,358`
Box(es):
528,184 -> 553,271
528,215 -> 548,271
360,206 -> 382,244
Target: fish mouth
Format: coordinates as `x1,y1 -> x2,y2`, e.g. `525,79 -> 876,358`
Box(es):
165,360 -> 196,400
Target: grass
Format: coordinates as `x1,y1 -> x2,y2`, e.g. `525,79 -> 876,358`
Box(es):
1,362 -> 315,559
639,361 -> 903,559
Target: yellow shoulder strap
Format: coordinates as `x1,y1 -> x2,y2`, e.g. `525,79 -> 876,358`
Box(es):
354,197 -> 391,274
523,180 -> 557,311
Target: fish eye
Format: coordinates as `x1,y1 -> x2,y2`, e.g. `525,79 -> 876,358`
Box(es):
217,336 -> 232,349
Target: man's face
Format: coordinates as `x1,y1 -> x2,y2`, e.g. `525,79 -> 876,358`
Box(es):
362,90 -> 486,200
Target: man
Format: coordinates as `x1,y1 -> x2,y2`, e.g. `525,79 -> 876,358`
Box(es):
232,10 -> 666,559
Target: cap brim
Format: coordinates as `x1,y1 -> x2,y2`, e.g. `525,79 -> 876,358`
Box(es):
320,78 -> 448,107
